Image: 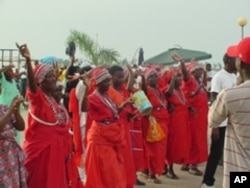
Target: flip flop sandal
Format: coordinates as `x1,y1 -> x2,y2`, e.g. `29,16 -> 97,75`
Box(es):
166,172 -> 179,179
189,168 -> 203,176
181,165 -> 190,171
148,178 -> 162,184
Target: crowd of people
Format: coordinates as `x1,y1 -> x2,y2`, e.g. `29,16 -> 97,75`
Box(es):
0,37 -> 250,188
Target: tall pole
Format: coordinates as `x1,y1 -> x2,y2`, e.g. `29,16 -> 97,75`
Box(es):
241,26 -> 244,39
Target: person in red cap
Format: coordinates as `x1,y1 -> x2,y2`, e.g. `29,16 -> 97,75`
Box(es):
17,44 -> 69,188
201,45 -> 237,188
209,37 -> 250,188
84,68 -> 127,188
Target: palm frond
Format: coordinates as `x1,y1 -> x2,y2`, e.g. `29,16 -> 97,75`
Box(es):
98,48 -> 120,65
66,30 -> 121,65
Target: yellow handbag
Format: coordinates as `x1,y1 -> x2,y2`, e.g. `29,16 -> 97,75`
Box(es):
146,115 -> 165,142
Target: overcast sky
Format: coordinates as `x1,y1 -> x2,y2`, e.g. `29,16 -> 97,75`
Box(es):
0,0 -> 250,65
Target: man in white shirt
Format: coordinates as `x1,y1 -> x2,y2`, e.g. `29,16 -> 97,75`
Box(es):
201,46 -> 237,188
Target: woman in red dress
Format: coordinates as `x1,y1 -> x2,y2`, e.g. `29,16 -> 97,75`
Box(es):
107,65 -> 137,188
182,61 -> 208,175
164,65 -> 191,179
84,68 -> 127,188
18,44 -> 69,188
142,68 -> 169,184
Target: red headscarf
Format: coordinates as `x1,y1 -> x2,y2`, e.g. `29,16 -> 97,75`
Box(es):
144,68 -> 157,80
91,68 -> 111,85
186,61 -> 203,73
164,67 -> 181,83
33,64 -> 54,84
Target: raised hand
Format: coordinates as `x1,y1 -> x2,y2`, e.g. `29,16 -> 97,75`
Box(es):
135,69 -> 144,77
172,54 -> 184,62
126,63 -> 133,73
10,96 -> 24,113
16,43 -> 30,59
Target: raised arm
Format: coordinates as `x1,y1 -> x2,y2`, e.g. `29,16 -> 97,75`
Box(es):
12,96 -> 25,131
135,68 -> 147,94
172,54 -> 189,81
179,60 -> 189,82
0,96 -> 24,131
166,71 -> 177,97
126,64 -> 134,92
65,55 -> 76,80
16,43 -> 37,93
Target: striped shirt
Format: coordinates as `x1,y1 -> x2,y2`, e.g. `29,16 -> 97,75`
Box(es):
209,80 -> 250,188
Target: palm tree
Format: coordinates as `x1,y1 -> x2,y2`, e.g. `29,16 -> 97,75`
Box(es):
67,30 -> 120,65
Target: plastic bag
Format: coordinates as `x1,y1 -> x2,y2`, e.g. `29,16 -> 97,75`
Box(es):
146,115 -> 165,142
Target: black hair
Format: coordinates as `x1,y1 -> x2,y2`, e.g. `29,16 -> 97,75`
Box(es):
223,53 -> 235,64
80,66 -> 92,74
3,66 -> 13,79
68,66 -> 80,75
109,65 -> 123,75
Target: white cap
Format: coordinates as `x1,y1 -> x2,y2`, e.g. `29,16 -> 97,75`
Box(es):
79,60 -> 91,69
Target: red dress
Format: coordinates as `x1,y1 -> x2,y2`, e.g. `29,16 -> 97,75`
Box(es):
167,89 -> 190,164
23,88 -> 68,188
84,90 -> 126,188
183,76 -> 208,164
143,86 -> 169,175
129,104 -> 146,172
107,85 -> 136,188
69,88 -> 83,166
65,117 -> 84,188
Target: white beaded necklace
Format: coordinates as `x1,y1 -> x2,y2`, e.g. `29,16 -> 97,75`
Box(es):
173,89 -> 186,105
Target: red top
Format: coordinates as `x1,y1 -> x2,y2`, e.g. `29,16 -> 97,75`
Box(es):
23,88 -> 68,188
84,91 -> 126,188
146,86 -> 169,119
